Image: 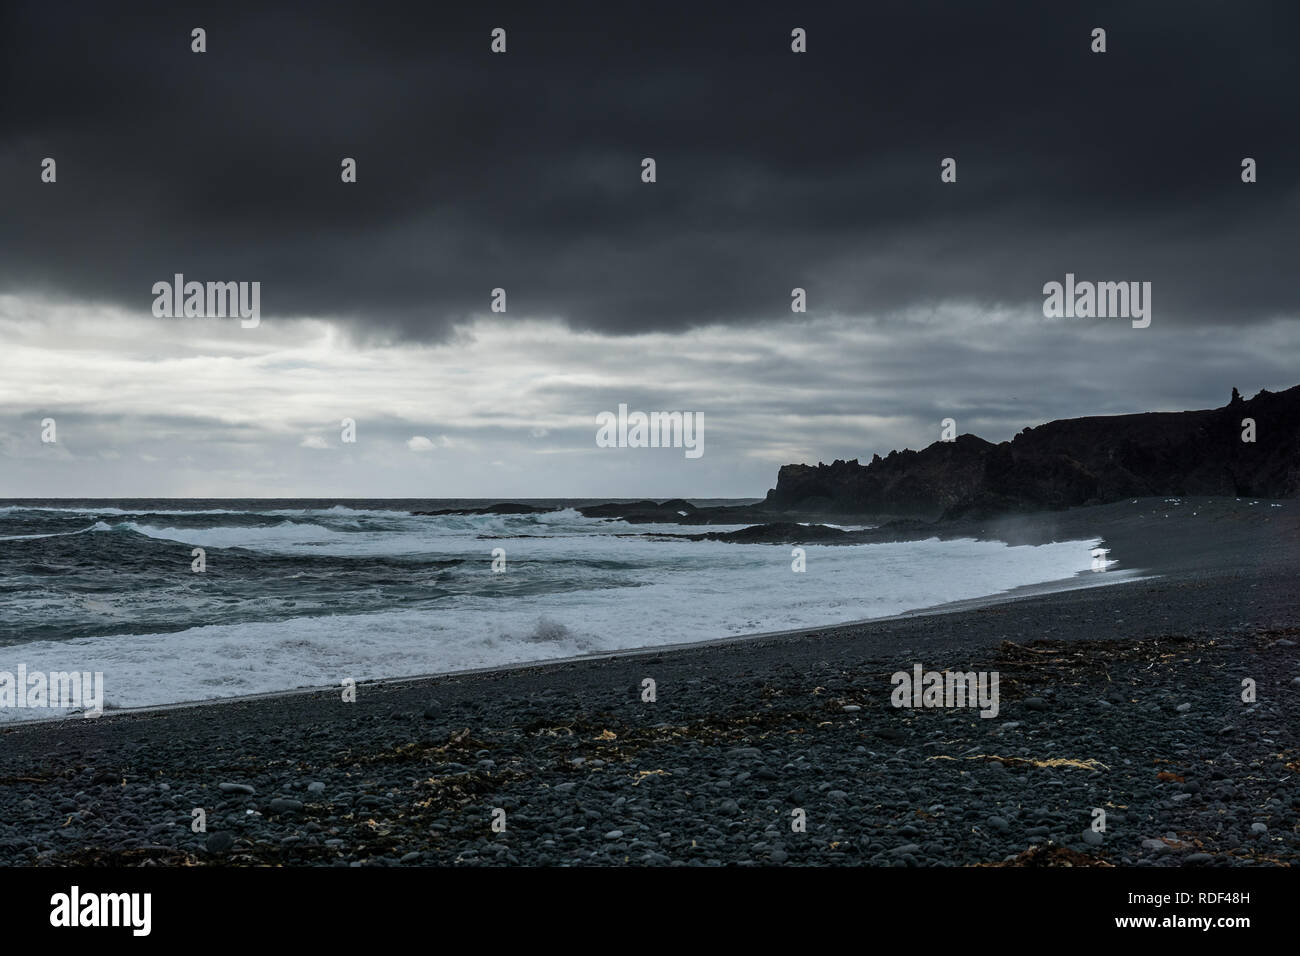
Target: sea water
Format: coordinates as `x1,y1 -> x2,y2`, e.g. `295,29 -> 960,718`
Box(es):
0,499 -> 1112,718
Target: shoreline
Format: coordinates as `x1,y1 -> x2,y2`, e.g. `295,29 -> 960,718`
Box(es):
0,496 -> 1295,866
0,564 -> 1150,729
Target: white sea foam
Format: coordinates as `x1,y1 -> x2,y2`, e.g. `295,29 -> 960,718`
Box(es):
0,535 -> 1123,720
0,523 -> 103,541
0,504 -> 412,516
109,510 -> 749,556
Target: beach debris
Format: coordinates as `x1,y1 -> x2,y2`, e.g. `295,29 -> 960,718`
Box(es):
928,753 -> 1108,771
972,845 -> 1112,867
632,770 -> 671,785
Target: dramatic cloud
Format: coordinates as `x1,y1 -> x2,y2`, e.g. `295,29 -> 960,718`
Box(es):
2,0 -> 1297,339
1,294 -> 1294,497
0,2 -> 1297,496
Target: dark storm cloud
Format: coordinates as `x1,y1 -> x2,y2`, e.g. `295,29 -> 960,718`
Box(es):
1,0 -> 1297,339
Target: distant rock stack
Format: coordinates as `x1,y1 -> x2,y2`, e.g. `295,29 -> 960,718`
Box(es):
763,385 -> 1300,518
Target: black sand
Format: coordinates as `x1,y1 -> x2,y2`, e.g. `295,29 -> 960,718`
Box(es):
1,496 -> 1297,866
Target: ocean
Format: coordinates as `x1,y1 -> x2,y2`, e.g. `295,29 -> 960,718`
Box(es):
0,499 -> 1110,718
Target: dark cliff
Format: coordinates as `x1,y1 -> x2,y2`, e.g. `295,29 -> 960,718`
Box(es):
764,386 -> 1300,518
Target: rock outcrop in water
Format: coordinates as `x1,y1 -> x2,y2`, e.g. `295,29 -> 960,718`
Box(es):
764,386 -> 1300,518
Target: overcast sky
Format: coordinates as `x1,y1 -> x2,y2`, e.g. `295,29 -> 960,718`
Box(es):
1,0 -> 1297,498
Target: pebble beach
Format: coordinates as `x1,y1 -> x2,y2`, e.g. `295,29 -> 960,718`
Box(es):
1,496 -> 1296,867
